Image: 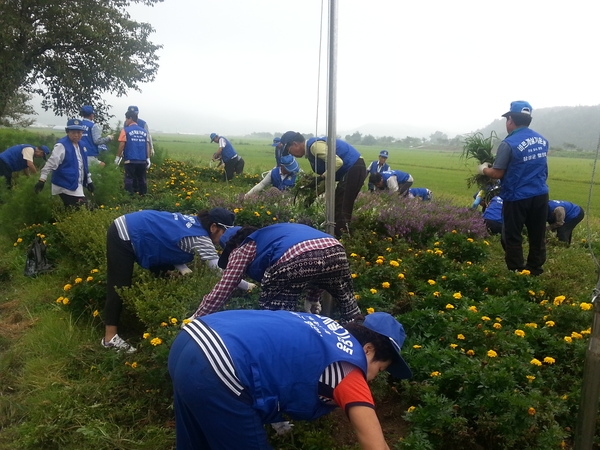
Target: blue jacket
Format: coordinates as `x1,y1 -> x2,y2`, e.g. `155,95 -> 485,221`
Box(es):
500,127 -> 549,201
52,136 -> 90,191
381,169 -> 410,184
482,196 -> 503,222
123,123 -> 148,161
244,223 -> 336,282
409,188 -> 432,201
79,119 -> 99,157
196,310 -> 368,422
219,137 -> 238,163
125,210 -> 209,269
0,144 -> 35,171
306,137 -> 361,181
548,200 -> 581,223
270,167 -> 296,191
368,160 -> 390,174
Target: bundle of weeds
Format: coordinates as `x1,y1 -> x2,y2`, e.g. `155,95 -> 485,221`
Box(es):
461,131 -> 498,189
291,172 -> 325,208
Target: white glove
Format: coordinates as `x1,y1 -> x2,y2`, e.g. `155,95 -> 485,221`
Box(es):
304,299 -> 322,314
146,158 -> 152,169
478,162 -> 491,175
247,282 -> 257,292
114,156 -> 122,166
178,267 -> 192,276
271,421 -> 294,436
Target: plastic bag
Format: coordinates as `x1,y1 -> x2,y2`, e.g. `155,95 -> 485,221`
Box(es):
24,236 -> 53,277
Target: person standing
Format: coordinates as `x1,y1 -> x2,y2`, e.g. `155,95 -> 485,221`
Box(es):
126,106 -> 154,157
169,309 -> 412,449
369,169 -> 414,196
0,144 -> 49,188
79,105 -> 112,166
366,150 -> 391,191
547,200 -> 584,246
479,101 -> 549,275
281,131 -> 367,237
210,133 -> 245,181
244,155 -> 299,198
34,119 -> 94,207
115,111 -> 151,195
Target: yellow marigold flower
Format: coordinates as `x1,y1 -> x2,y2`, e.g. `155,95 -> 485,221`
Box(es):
366,307 -> 375,314
375,259 -> 384,265
183,318 -> 192,325
62,297 -> 69,305
354,294 -> 360,300
370,288 -> 377,294
131,362 -> 138,369
389,260 -> 399,267
580,302 -> 593,311
450,343 -> 458,349
430,371 -> 441,377
538,290 -> 545,296
528,290 -> 536,296
452,230 -> 457,233
385,247 -> 391,252
56,296 -> 64,303
481,316 -> 491,321
525,323 -> 538,328
408,291 -> 415,296
453,292 -> 462,299
407,406 -> 416,413
571,332 -> 583,339
553,295 -> 566,306
413,345 -> 422,349
93,310 -> 99,317
514,329 -> 525,338
530,358 -> 542,366
545,320 -> 555,327
493,323 -> 502,329
581,328 -> 591,335
487,350 -> 498,358
435,249 -> 444,256
466,238 -> 474,243
13,243 -> 17,247
528,407 -> 536,416
457,334 -> 465,340
63,284 -> 72,291
433,291 -> 441,297
254,211 -> 260,217
381,282 -> 390,289
468,306 -> 478,312
427,279 -> 436,285
561,395 -> 568,400
170,317 -> 178,325
466,349 -> 475,356
233,208 -> 240,214
543,357 -> 556,364
484,240 -> 489,245
150,337 -> 163,346
143,333 -> 150,339
160,322 -> 168,327
540,300 -> 549,306
86,276 -> 94,282
526,375 -> 535,382
564,336 -> 573,343
445,304 -> 455,310
350,253 -> 358,257
351,273 -> 358,279
397,273 -> 405,279
17,237 -> 23,243
175,202 -> 180,207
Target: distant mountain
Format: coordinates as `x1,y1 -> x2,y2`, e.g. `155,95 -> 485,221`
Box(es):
477,105 -> 600,151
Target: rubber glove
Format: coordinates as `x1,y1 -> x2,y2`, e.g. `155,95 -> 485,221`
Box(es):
478,162 -> 491,175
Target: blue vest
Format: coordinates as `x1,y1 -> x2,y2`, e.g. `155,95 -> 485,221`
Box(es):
270,167 -> 296,191
219,137 -> 238,163
482,196 -> 503,222
305,137 -> 361,181
368,160 -> 389,174
52,136 -> 90,191
123,123 -> 148,161
548,200 -> 581,223
381,169 -> 410,184
125,211 -> 209,269
244,223 -> 334,281
79,119 -> 99,157
409,188 -> 431,200
500,127 -> 549,201
0,144 -> 34,171
199,310 -> 368,422
136,118 -> 147,130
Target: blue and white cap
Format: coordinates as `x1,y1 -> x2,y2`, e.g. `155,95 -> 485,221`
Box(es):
280,155 -> 299,174
65,118 -> 86,131
502,100 -> 532,117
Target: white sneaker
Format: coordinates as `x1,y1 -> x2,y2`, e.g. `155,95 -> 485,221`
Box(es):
101,334 -> 136,353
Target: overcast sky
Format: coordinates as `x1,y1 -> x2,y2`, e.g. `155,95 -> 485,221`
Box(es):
36,0 -> 600,137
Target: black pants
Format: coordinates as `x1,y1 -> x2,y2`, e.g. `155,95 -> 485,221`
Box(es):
124,162 -> 147,195
105,222 -> 136,326
0,159 -> 14,188
501,193 -> 548,275
334,158 -> 367,237
554,208 -> 585,246
224,157 -> 244,181
485,219 -> 502,235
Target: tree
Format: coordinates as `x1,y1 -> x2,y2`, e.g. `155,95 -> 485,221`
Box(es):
0,90 -> 36,128
344,131 -> 362,145
0,0 -> 163,124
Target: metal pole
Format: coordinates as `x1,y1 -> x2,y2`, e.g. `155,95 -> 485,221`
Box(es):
322,0 -> 338,316
575,280 -> 600,450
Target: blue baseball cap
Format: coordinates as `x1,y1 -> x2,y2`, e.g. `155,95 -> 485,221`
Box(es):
280,155 -> 299,174
127,105 -> 139,114
362,312 -> 412,379
210,133 -> 218,142
81,105 -> 94,116
65,118 -> 86,131
502,100 -> 532,117
271,137 -> 281,147
219,226 -> 242,248
379,150 -> 389,158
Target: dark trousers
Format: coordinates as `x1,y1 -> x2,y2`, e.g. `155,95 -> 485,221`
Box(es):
555,208 -> 585,246
224,157 -> 244,181
334,158 -> 367,237
124,162 -> 147,195
105,222 -> 136,326
485,219 -> 503,235
58,193 -> 88,208
501,193 -> 548,275
0,160 -> 14,188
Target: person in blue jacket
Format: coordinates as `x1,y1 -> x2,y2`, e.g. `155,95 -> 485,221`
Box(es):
34,119 -> 94,207
366,150 -> 391,191
210,133 -> 245,181
0,143 -> 49,188
547,200 -> 584,246
115,110 -> 151,195
281,131 -> 367,237
79,105 -> 113,166
481,196 -> 503,235
369,169 -> 414,196
170,309 -> 412,449
271,136 -> 284,165
126,105 -> 154,156
408,187 -> 433,201
102,207 -> 255,352
190,223 -> 362,323
479,101 -> 549,275
245,154 -> 299,198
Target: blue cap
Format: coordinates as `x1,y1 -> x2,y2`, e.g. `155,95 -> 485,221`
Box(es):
219,226 -> 242,248
271,137 -> 281,147
502,100 -> 532,117
40,145 -> 50,156
362,312 -> 412,379
280,155 -> 299,174
65,118 -> 87,131
210,133 -> 218,141
127,105 -> 139,114
81,105 -> 94,116
379,150 -> 389,158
